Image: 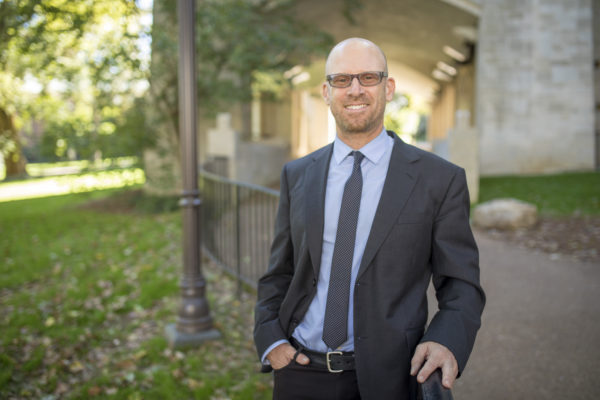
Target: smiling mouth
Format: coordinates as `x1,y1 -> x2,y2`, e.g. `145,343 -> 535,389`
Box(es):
345,104 -> 368,110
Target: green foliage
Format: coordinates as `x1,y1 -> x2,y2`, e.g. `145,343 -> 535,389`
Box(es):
109,97 -> 156,157
384,93 -> 428,142
384,94 -> 410,134
148,0 -> 334,139
1,0 -> 150,172
196,0 -> 333,112
478,172 -> 600,216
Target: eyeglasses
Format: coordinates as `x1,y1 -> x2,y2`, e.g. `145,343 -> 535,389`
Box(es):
326,71 -> 388,88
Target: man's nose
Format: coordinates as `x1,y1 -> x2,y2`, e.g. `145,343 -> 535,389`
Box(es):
347,76 -> 364,95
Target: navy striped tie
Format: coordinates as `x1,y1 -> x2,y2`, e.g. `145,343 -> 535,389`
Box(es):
322,151 -> 365,350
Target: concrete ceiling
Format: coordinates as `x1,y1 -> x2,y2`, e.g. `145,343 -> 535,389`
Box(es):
295,0 -> 479,99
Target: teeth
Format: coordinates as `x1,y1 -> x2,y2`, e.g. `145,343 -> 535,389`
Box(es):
346,104 -> 367,110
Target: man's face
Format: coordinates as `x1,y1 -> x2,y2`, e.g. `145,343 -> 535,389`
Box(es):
322,43 -> 395,138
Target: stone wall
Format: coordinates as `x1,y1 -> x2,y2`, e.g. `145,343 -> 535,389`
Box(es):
205,112 -> 290,186
477,0 -> 596,175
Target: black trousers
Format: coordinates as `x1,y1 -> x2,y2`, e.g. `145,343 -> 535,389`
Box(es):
273,361 -> 361,400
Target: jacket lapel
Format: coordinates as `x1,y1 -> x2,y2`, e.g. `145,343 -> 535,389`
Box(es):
357,134 -> 420,280
305,144 -> 333,277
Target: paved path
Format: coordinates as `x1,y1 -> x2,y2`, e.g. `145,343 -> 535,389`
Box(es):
442,231 -> 600,399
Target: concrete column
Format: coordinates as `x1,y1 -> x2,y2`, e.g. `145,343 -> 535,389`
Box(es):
594,0 -> 599,168
449,110 -> 479,203
449,62 -> 479,202
251,94 -> 261,142
206,113 -> 237,179
429,85 -> 455,143
477,0 -> 595,175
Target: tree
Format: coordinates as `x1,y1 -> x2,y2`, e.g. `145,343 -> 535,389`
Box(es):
195,0 -> 333,134
144,0 -> 334,195
0,0 -> 144,179
143,0 -> 181,195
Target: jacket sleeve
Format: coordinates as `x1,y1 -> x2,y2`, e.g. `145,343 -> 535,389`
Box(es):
421,167 -> 486,373
254,165 -> 295,361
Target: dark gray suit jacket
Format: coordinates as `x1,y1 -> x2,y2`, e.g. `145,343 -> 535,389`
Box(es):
254,132 -> 485,399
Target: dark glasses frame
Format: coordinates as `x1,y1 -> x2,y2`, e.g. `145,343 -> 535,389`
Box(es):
326,71 -> 388,88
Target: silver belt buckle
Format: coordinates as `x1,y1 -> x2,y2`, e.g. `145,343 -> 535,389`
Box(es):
326,351 -> 343,373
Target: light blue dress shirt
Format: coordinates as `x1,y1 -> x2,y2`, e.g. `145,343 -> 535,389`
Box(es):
262,128 -> 393,361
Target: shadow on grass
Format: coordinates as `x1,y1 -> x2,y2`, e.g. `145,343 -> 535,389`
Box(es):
79,189 -> 180,215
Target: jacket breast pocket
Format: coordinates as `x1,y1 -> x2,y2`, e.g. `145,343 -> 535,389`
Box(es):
379,213 -> 432,267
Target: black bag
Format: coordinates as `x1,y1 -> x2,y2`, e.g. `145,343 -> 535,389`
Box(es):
419,369 -> 454,400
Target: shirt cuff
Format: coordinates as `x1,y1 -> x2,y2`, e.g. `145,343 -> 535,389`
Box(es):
261,339 -> 290,364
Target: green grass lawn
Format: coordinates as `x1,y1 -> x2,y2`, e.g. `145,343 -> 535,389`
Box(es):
0,188 -> 271,399
478,171 -> 600,216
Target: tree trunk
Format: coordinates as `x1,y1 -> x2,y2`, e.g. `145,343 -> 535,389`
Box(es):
240,75 -> 253,140
143,0 -> 181,196
0,107 -> 28,180
240,101 -> 252,141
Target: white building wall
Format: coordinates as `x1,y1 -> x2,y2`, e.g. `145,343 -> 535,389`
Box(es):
477,0 -> 595,175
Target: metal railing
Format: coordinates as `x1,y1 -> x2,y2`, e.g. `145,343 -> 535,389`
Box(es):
199,169 -> 279,292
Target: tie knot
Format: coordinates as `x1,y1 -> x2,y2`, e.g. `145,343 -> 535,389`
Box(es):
351,151 -> 364,167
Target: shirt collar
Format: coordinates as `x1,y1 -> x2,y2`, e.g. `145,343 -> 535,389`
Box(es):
333,128 -> 390,166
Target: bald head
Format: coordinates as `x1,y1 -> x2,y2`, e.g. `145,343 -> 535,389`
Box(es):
321,37 -> 395,148
325,38 -> 388,76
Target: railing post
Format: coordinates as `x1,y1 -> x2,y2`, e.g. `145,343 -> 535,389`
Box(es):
235,185 -> 242,298
165,0 -> 220,348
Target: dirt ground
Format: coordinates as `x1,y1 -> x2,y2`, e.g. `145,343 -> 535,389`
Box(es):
474,215 -> 600,264
450,230 -> 600,399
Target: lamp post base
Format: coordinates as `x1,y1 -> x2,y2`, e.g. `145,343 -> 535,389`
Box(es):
165,323 -> 221,349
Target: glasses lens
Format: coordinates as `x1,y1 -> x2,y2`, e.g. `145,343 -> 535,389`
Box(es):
358,72 -> 381,86
330,74 -> 351,87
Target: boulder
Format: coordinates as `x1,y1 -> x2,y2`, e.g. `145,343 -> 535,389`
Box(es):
473,198 -> 538,230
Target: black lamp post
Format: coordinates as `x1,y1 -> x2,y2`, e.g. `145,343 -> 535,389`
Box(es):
165,0 -> 220,348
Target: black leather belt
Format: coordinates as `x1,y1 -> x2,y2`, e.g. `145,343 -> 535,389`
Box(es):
290,338 -> 355,373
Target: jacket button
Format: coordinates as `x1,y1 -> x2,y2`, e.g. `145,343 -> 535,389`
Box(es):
312,279 -> 316,286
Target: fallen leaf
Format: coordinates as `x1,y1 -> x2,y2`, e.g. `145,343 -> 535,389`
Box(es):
125,372 -> 135,383
88,386 -> 102,396
186,378 -> 204,389
69,360 -> 84,373
55,382 -> 69,394
116,359 -> 136,370
171,368 -> 183,379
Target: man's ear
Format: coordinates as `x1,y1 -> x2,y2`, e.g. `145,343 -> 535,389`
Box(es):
385,77 -> 396,101
322,82 -> 331,105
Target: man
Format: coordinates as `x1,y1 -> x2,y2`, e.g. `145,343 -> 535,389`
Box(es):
254,37 -> 485,400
